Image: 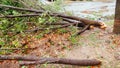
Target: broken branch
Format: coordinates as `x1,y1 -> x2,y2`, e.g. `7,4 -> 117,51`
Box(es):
0,55 -> 101,66
76,25 -> 90,35
0,48 -> 26,50
0,4 -> 43,13
20,58 -> 101,66
0,4 -> 106,28
25,23 -> 76,32
0,14 -> 42,18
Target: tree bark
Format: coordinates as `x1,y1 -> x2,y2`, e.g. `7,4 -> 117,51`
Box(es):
20,58 -> 101,66
0,55 -> 101,66
113,0 -> 120,34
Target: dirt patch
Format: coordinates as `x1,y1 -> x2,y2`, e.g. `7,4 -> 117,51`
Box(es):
26,33 -> 71,57
12,32 -> 72,58
65,28 -> 120,68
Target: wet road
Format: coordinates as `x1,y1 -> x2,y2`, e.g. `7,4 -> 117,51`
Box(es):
64,1 -> 116,20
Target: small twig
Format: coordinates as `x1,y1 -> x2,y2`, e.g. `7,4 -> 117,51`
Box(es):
0,48 -> 26,50
0,47 -> 41,50
62,18 -> 80,24
0,55 -> 40,61
44,23 -> 68,25
75,25 -> 90,35
0,14 -> 42,18
0,4 -> 44,13
3,23 -> 74,36
25,23 -> 77,32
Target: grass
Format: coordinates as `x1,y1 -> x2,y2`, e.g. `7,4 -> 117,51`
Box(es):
105,20 -> 114,26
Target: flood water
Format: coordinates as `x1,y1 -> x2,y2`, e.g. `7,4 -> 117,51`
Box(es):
64,1 -> 116,20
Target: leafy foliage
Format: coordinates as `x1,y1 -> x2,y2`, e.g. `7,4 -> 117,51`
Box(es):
0,0 -> 74,54
0,0 -> 80,55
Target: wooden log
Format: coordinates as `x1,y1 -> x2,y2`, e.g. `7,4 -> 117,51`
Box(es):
20,58 -> 101,66
0,55 -> 101,66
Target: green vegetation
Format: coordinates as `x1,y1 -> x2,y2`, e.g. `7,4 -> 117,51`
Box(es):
0,0 -> 80,55
0,0 -> 60,53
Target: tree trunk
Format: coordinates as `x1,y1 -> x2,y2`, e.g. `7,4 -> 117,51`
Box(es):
113,0 -> 120,34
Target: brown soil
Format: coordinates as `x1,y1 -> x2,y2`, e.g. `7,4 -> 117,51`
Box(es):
20,27 -> 120,68
5,23 -> 120,68
64,27 -> 120,68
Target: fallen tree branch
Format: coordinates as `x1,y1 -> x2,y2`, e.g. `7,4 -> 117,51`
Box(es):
0,47 -> 39,50
44,22 -> 68,25
0,48 -> 26,50
0,4 -> 106,28
55,14 -> 105,26
20,58 -> 101,66
0,14 -> 83,27
0,55 -> 40,61
5,23 -> 75,36
25,23 -> 76,32
0,14 -> 42,18
0,4 -> 43,13
75,25 -> 90,35
0,55 -> 101,66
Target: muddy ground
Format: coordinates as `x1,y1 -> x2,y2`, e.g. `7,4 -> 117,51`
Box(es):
39,1 -> 120,68
3,1 -> 119,68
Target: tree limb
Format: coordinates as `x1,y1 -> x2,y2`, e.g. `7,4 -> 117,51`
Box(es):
0,48 -> 26,50
20,58 -> 101,66
25,23 -> 76,32
0,14 -> 42,18
0,14 -> 82,27
0,4 -> 43,13
0,55 -> 40,61
0,4 -> 106,28
76,25 -> 90,35
0,55 -> 101,66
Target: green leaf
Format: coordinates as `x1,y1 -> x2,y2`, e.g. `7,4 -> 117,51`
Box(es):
0,41 -> 5,46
